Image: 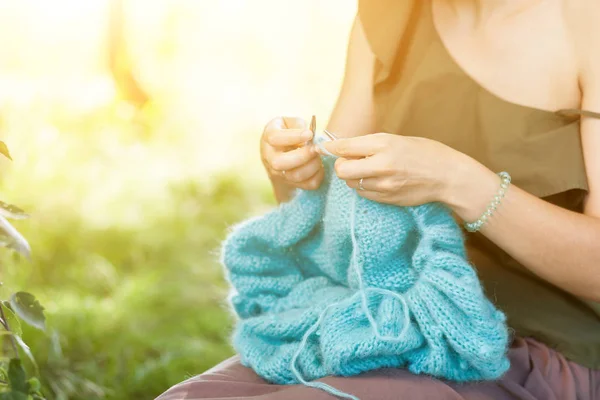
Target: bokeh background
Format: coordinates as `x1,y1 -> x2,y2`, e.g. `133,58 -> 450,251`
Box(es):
0,1 -> 356,398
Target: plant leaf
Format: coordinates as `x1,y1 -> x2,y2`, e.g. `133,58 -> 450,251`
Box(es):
12,337 -> 37,373
0,303 -> 21,360
1,303 -> 22,336
0,203 -> 28,221
0,331 -> 16,360
0,333 -> 38,374
0,218 -> 31,259
25,378 -> 39,394
8,294 -> 44,332
7,359 -> 27,393
0,142 -> 12,161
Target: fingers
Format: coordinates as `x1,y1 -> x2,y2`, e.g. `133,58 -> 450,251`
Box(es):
271,145 -> 318,172
344,177 -> 389,201
265,116 -> 307,131
334,155 -> 391,180
262,116 -> 325,192
281,116 -> 307,130
263,116 -> 312,148
345,177 -> 383,192
321,133 -> 390,158
265,128 -> 313,148
264,117 -> 313,148
295,167 -> 324,191
280,157 -> 323,183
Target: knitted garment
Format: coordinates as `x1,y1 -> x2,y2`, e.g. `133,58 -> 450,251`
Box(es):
221,156 -> 510,398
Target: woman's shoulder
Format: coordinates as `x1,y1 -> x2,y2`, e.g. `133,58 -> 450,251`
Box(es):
357,0 -> 419,84
562,0 -> 600,26
357,0 -> 417,38
357,0 -> 415,20
562,0 -> 600,87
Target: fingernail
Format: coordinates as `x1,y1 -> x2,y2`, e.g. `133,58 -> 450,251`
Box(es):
301,130 -> 312,140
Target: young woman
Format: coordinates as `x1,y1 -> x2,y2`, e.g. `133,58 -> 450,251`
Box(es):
158,0 -> 600,398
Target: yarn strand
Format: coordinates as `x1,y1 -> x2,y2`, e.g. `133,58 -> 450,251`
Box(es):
226,159 -> 510,393
290,302 -> 361,400
289,191 -> 415,400
350,192 -> 412,342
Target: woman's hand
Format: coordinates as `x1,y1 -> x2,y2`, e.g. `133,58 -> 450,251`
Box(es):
261,117 -> 324,191
320,133 -> 472,207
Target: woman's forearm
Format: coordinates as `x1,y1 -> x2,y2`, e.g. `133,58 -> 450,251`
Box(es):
269,173 -> 296,204
265,15 -> 377,205
446,155 -> 600,301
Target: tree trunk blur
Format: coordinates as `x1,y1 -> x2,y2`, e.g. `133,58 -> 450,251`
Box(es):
108,0 -> 149,108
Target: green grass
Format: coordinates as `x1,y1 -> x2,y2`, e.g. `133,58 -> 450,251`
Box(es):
1,172 -> 274,400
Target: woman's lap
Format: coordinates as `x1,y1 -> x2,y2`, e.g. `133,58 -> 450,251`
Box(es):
156,338 -> 599,400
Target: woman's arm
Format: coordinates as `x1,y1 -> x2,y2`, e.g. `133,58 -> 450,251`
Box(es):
578,4 -> 600,218
323,122 -> 600,301
325,16 -> 377,138
321,34 -> 600,303
262,15 -> 376,204
447,156 -> 600,302
261,16 -> 375,203
446,8 -> 600,302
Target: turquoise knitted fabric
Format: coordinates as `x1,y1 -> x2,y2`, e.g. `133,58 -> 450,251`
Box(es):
221,156 -> 510,397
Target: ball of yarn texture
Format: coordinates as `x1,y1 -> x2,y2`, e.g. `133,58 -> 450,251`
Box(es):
221,156 -> 510,387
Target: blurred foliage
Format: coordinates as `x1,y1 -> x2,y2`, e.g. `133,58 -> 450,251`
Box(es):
1,170 -> 274,399
0,81 -> 278,399
0,1 -> 356,398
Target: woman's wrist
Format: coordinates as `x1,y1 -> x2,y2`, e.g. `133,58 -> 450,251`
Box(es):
442,155 -> 503,223
267,170 -> 296,204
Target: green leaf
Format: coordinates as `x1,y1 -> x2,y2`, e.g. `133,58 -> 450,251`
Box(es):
0,333 -> 37,376
0,203 -> 28,221
0,303 -> 22,336
8,294 -> 45,332
0,333 -> 14,360
25,378 -> 39,394
0,142 -> 12,161
0,317 -> 18,360
0,218 -> 31,259
7,359 -> 27,393
12,337 -> 37,373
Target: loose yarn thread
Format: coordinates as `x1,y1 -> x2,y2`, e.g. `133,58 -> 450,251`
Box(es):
222,155 -> 510,398
289,190 -> 414,400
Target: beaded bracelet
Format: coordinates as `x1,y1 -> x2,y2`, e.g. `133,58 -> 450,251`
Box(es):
463,171 -> 511,233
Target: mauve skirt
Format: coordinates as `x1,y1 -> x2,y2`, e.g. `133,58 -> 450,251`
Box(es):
156,338 -> 600,400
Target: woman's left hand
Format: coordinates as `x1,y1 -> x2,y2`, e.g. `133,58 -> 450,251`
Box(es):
320,133 -> 470,207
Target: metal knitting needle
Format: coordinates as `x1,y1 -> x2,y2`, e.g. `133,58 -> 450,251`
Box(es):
323,128 -> 339,141
310,115 -> 340,141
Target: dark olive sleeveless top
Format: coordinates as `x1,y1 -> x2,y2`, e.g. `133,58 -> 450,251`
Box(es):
358,0 -> 600,368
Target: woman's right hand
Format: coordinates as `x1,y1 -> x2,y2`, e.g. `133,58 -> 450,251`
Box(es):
260,117 -> 324,191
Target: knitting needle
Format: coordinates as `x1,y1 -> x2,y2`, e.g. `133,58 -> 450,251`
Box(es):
323,128 -> 338,141
311,115 -> 339,141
